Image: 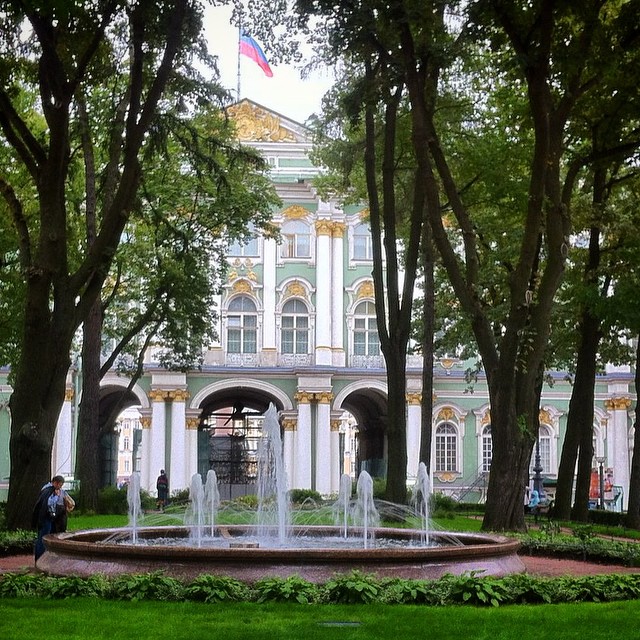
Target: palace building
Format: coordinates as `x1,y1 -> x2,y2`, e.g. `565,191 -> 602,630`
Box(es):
0,100 -> 636,510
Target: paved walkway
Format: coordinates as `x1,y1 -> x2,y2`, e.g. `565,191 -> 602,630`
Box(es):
2,553 -> 640,577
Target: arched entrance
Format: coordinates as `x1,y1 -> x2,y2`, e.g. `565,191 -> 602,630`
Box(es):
196,388 -> 285,500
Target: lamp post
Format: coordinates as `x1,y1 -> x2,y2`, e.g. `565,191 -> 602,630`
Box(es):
595,456 -> 606,510
533,438 -> 545,500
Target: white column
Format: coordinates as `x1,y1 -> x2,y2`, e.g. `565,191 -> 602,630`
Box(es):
263,237 -> 278,350
282,417 -> 296,489
406,393 -> 422,484
139,415 -> 152,490
185,415 -> 200,484
293,393 -> 313,489
315,395 -> 332,495
53,390 -> 75,479
605,396 -> 633,511
314,221 -> 332,365
148,390 -> 167,494
169,390 -> 188,491
331,223 -> 345,366
329,416 -> 341,494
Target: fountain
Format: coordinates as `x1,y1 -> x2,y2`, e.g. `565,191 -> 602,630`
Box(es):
38,405 -> 524,582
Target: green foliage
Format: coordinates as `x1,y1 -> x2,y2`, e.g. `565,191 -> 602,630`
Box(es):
97,486 -> 129,515
0,529 -> 34,555
108,572 -> 185,602
321,571 -> 380,604
288,489 -> 323,506
445,572 -> 509,607
183,575 -> 251,603
430,493 -> 459,518
40,575 -> 109,600
254,575 -> 318,604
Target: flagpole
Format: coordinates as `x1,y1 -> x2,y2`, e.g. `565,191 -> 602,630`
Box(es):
236,25 -> 241,100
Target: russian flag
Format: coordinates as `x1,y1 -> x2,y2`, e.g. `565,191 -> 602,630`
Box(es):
239,32 -> 273,77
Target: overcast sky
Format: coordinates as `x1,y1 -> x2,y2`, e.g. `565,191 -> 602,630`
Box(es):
203,5 -> 334,125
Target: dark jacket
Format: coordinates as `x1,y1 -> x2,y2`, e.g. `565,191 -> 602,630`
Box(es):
31,485 -> 55,530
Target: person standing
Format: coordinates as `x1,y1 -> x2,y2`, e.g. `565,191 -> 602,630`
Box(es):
156,469 -> 169,511
32,475 -> 66,561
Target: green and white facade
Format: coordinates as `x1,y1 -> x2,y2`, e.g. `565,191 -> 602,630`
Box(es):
0,100 -> 636,508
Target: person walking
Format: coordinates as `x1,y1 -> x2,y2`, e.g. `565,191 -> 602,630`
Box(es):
32,475 -> 66,561
156,469 -> 169,511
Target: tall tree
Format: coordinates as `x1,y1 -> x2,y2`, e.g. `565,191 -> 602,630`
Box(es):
0,0 -> 210,530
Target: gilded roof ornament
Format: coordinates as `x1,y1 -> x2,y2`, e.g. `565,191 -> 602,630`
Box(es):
227,101 -> 296,142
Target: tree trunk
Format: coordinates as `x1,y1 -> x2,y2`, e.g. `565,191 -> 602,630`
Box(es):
555,311 -> 600,519
625,338 -> 640,528
75,299 -> 103,512
419,233 -> 435,471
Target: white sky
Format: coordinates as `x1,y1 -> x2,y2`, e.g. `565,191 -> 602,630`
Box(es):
203,5 -> 334,125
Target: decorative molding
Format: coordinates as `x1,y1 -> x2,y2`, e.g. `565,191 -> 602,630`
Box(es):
282,204 -> 309,220
140,417 -> 152,429
284,280 -> 307,299
227,101 -> 296,142
435,472 -> 458,483
315,220 -> 333,236
406,392 -> 422,406
186,417 -> 200,430
232,278 -> 254,294
167,389 -> 190,402
64,388 -> 74,401
282,418 -> 297,432
148,389 -> 168,402
357,208 -> 369,220
314,391 -> 333,404
355,280 -> 374,300
605,397 -> 632,411
330,420 -> 341,432
294,391 -> 314,404
332,222 -> 346,238
436,407 -> 456,422
480,410 -> 491,426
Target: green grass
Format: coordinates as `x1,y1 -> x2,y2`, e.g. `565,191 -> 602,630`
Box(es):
2,599 -> 640,640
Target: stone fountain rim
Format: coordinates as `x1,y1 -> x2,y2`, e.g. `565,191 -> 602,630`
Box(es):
44,525 -> 520,561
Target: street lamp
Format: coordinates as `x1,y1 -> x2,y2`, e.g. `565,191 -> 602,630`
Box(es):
595,456 -> 606,510
532,437 -> 545,500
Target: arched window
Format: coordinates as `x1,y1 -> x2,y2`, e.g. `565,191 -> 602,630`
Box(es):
281,299 -> 309,354
229,224 -> 258,256
353,301 -> 379,356
353,222 -> 372,260
481,425 -> 492,473
435,423 -> 458,472
530,425 -> 552,474
227,296 -> 257,353
281,219 -> 311,258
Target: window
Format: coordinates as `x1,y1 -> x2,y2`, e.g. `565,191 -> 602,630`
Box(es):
481,426 -> 492,473
353,301 -> 380,356
281,299 -> 309,354
281,219 -> 311,258
229,225 -> 258,257
435,423 -> 458,472
353,222 -> 373,260
227,296 -> 257,353
123,436 -> 130,451
530,425 -> 552,474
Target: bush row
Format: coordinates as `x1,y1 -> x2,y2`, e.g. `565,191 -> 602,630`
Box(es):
2,569 -> 640,606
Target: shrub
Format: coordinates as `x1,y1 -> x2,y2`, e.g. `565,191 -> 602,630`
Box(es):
108,571 -> 185,601
97,486 -> 129,515
289,488 -> 322,506
254,575 -> 318,603
321,571 -> 380,604
0,529 -> 35,556
184,575 -> 251,603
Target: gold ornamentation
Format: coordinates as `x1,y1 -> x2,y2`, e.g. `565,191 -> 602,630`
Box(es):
481,410 -> 491,425
232,279 -> 253,293
406,392 -> 422,405
282,204 -> 309,220
167,389 -> 190,402
332,222 -> 346,238
605,397 -> 632,411
314,391 -> 334,404
315,220 -> 333,236
437,407 -> 455,422
435,472 -> 457,483
64,388 -> 74,401
186,417 -> 201,430
330,420 -> 342,432
282,418 -> 297,432
149,389 -> 168,402
294,391 -> 314,404
227,101 -> 296,142
285,280 -> 306,298
356,281 -> 374,299
539,408 -> 552,425
140,417 -> 152,429
358,208 -> 369,221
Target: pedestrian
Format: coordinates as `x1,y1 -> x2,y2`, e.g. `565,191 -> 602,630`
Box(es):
32,475 -> 66,561
156,469 -> 169,511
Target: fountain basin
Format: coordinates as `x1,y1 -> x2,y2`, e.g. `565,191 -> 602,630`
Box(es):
39,525 -> 524,582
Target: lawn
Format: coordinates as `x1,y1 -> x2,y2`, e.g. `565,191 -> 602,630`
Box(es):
2,599 -> 640,640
